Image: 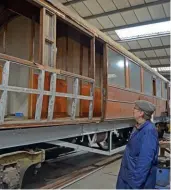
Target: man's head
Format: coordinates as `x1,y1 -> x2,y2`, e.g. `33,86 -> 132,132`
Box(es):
133,100 -> 156,124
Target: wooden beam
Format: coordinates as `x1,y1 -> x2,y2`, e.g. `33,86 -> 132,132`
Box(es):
63,0 -> 86,6
28,17 -> 36,119
142,56 -> 170,61
140,67 -> 144,93
151,64 -> 170,68
39,8 -> 44,64
2,23 -> 7,54
79,38 -> 83,117
101,43 -> 108,120
90,37 -> 95,79
129,45 -> 170,52
125,58 -> 130,88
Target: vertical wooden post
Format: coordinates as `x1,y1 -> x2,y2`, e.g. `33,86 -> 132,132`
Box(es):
140,67 -> 144,93
125,58 -> 130,88
90,37 -> 95,80
3,23 -> 7,54
39,8 -> 44,65
28,17 -> 36,118
79,36 -> 83,117
88,37 -> 95,120
101,43 -> 108,121
0,61 -> 10,123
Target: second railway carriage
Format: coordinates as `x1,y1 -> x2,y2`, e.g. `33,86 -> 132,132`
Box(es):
0,0 -> 170,188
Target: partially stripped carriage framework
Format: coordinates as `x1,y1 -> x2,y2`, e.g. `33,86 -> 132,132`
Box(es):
0,0 -> 170,188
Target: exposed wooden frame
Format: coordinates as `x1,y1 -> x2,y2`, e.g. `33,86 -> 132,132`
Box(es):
33,0 -> 168,83
89,37 -> 95,79
140,67 -> 144,93
39,8 -> 44,64
0,53 -> 94,82
28,16 -> 36,118
101,43 -> 108,120
3,23 -> 7,54
79,38 -> 83,117
125,58 -> 130,89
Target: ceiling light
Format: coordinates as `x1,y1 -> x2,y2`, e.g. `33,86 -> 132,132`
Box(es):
152,67 -> 170,72
115,21 -> 171,40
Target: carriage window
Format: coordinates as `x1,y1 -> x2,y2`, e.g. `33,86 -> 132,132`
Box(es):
156,78 -> 162,97
144,70 -> 153,95
107,48 -> 125,88
162,81 -> 167,99
129,60 -> 141,92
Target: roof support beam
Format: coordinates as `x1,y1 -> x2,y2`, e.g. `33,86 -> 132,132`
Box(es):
150,64 -> 170,68
101,17 -> 170,32
129,45 -> 170,52
63,0 -> 86,6
142,56 -> 170,61
83,0 -> 170,19
117,33 -> 170,42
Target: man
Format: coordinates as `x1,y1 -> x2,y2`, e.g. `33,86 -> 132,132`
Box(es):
116,100 -> 159,189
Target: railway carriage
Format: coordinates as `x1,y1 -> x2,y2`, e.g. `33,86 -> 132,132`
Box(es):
0,0 -> 170,188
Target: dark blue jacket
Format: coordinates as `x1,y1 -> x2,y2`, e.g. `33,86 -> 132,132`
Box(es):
116,120 -> 159,189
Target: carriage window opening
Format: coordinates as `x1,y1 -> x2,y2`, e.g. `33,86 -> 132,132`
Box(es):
129,60 -> 141,92
156,78 -> 162,97
144,70 -> 153,95
153,79 -> 156,96
162,81 -> 167,99
107,48 -> 125,88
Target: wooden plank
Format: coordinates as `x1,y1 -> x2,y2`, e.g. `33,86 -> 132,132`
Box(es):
106,101 -> 134,119
0,53 -> 94,82
1,117 -> 101,129
28,17 -> 36,118
90,37 -> 95,79
3,23 -> 7,54
102,43 -> 108,120
108,86 -> 140,102
140,67 -> 144,93
39,7 -> 44,64
125,58 -> 130,88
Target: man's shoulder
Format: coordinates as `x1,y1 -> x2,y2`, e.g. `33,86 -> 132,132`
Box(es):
143,121 -> 158,135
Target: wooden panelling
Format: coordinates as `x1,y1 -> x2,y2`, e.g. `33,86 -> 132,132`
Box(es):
80,84 -> 101,117
0,66 -> 2,84
95,51 -> 102,87
106,85 -> 166,119
125,58 -> 130,88
54,79 -> 67,118
56,36 -> 67,70
108,86 -> 140,102
31,73 -> 67,119
106,101 -> 134,119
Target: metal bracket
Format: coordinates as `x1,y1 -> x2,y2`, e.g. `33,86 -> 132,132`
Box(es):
48,139 -> 126,156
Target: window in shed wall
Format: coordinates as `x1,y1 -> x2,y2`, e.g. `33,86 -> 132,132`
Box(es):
156,78 -> 162,98
162,81 -> 168,99
128,60 -> 141,92
144,70 -> 153,95
107,48 -> 125,88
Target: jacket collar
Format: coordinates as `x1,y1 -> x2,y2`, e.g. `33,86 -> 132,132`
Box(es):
129,120 -> 151,140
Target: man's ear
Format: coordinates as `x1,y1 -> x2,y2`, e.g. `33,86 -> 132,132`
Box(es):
140,111 -> 144,117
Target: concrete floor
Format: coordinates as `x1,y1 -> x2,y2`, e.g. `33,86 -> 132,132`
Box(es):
65,159 -> 122,189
